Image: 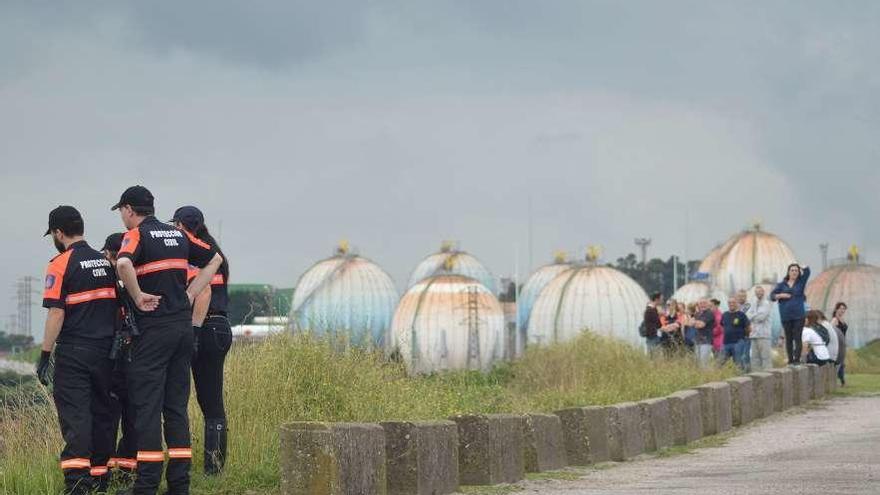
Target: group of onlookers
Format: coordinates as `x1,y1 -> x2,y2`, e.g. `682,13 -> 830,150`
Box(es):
643,262 -> 849,385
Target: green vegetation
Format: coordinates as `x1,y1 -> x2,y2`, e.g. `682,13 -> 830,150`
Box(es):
833,374 -> 880,397
0,333 -> 736,495
846,341 -> 880,374
226,284 -> 293,325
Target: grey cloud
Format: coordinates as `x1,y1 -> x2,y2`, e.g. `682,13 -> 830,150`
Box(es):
2,1 -> 880,336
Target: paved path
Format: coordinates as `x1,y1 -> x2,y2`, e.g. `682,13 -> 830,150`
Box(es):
520,397 -> 880,495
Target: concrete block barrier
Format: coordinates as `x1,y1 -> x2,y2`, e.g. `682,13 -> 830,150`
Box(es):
768,368 -> 794,411
280,422 -> 387,495
694,382 -> 733,436
554,406 -> 611,465
725,377 -> 754,427
380,421 -> 459,495
450,414 -> 524,486
807,364 -> 825,399
667,390 -> 703,445
607,402 -> 645,461
791,365 -> 811,405
638,398 -> 672,453
825,364 -> 839,393
522,414 -> 567,473
747,372 -> 775,418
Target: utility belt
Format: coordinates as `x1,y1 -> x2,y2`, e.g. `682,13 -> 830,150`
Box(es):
56,336 -> 114,353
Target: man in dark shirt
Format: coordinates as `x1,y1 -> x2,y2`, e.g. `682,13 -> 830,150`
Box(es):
643,292 -> 663,352
693,299 -> 716,368
38,206 -> 117,495
112,186 -> 223,495
721,297 -> 751,370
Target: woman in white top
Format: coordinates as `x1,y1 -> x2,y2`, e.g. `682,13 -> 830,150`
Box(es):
801,310 -> 831,365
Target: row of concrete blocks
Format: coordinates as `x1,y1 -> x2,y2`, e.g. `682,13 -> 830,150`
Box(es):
279,364 -> 837,495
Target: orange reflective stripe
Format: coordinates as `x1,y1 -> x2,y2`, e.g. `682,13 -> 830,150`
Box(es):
113,458 -> 137,469
137,451 -> 165,462
60,458 -> 90,470
167,448 -> 192,459
90,466 -> 108,476
65,287 -> 116,305
135,259 -> 188,276
184,230 -> 211,250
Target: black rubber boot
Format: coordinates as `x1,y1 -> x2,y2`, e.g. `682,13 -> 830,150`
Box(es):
204,418 -> 227,475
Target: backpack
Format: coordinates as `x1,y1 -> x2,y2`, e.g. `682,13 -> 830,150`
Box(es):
638,320 -> 647,337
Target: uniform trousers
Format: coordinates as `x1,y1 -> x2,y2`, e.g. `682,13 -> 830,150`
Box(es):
126,317 -> 193,495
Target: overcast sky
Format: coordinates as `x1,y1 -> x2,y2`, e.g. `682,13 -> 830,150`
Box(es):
2,1 -> 878,335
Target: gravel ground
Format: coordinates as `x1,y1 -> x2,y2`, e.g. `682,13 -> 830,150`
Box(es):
518,397 -> 880,495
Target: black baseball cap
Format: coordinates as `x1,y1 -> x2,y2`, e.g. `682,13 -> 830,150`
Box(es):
111,185 -> 154,211
101,233 -> 124,253
44,205 -> 84,236
169,206 -> 204,232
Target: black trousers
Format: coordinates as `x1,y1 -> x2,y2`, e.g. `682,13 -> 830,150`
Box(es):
109,357 -> 137,471
126,318 -> 193,495
783,318 -> 805,364
53,342 -> 115,494
192,315 -> 232,420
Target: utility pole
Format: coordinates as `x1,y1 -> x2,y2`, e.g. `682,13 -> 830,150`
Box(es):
819,243 -> 829,271
634,238 -> 652,266
465,285 -> 481,371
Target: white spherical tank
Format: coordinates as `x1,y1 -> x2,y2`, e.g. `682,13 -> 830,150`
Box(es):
290,245 -> 399,347
806,261 -> 880,348
517,254 -> 573,332
407,242 -> 497,294
528,265 -> 648,349
702,226 -> 797,295
672,281 -> 728,307
390,274 -> 505,374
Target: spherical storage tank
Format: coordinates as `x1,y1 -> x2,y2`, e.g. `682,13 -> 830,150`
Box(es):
289,243 -> 399,347
390,274 -> 505,374
700,225 -> 797,295
517,253 -> 573,331
671,281 -> 728,308
407,242 -> 497,294
806,259 -> 880,348
527,264 -> 648,349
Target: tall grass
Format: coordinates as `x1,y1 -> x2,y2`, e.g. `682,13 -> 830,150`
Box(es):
1,333 -> 736,495
846,340 -> 880,374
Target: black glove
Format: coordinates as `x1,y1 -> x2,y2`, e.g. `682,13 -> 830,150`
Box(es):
192,326 -> 201,360
35,351 -> 52,387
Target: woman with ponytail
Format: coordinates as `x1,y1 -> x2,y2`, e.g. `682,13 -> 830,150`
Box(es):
172,206 -> 231,475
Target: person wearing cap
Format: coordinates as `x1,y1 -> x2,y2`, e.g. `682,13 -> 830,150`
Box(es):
171,205 -> 232,475
111,186 -> 223,495
100,232 -> 138,481
38,206 -> 118,495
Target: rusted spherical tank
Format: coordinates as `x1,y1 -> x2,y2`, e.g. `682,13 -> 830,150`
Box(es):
390,274 -> 505,374
806,262 -> 880,348
700,226 -> 797,295
407,242 -> 497,294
